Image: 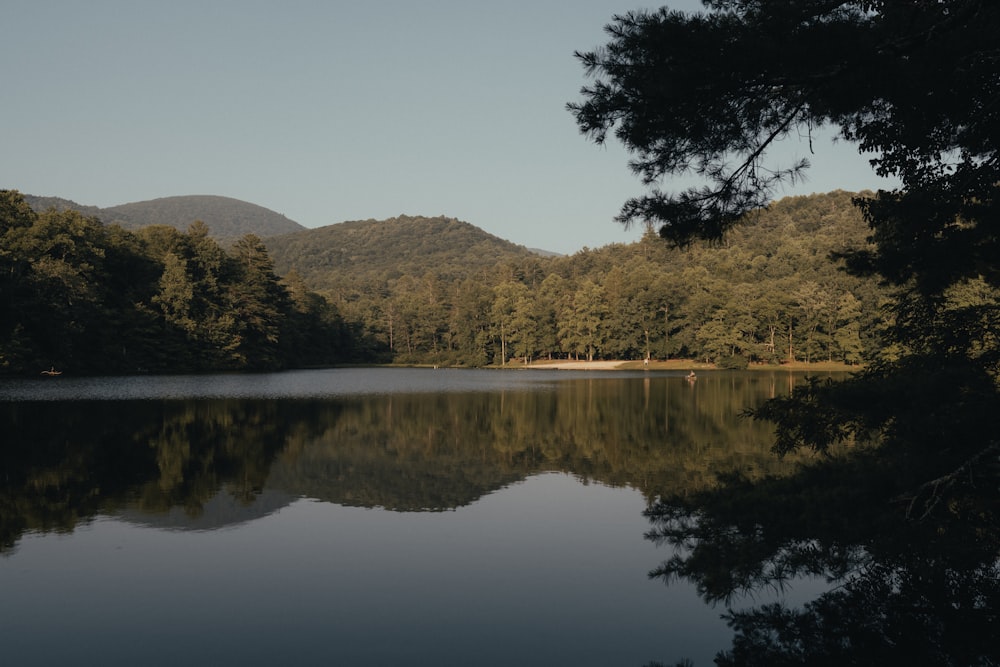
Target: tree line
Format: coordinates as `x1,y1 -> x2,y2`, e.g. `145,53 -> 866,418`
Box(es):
0,189 -> 371,375
320,190 -> 892,368
3,188 -> 910,373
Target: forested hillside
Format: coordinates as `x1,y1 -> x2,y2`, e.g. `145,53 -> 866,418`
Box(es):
290,190 -> 893,368
3,188 -> 915,373
22,195 -> 105,220
266,215 -> 541,289
24,194 -> 304,240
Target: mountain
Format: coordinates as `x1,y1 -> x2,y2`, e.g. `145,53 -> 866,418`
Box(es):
23,193 -> 305,239
104,195 -> 305,238
21,193 -> 555,286
22,195 -> 105,219
265,214 -> 541,289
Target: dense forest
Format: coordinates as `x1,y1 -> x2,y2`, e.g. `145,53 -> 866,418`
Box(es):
2,188 -> 921,374
269,190 -> 891,368
0,190 -> 368,374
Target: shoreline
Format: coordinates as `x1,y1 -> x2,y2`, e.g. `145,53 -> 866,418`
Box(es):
514,359 -> 860,372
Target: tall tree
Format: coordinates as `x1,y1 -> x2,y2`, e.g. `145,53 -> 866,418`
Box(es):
2,206 -> 115,371
227,234 -> 289,369
448,277 -> 493,366
559,280 -> 608,362
0,192 -> 40,371
833,291 -> 865,365
570,1 -> 1000,491
490,280 -> 529,365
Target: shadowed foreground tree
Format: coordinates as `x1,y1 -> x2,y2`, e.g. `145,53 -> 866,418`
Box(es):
643,455 -> 1000,665
570,1 -> 1000,489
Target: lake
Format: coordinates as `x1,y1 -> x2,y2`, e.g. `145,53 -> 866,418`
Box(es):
0,368 -> 865,665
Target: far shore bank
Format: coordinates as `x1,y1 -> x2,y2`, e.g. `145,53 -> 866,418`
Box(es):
509,359 -> 860,372
4,360 -> 861,378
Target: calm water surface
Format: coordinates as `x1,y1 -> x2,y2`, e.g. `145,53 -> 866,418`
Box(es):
0,368 -> 825,666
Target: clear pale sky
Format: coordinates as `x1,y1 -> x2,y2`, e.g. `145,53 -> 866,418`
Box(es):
3,1 -> 895,255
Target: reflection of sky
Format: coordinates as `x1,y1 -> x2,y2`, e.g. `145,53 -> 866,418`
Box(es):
3,366 -> 825,404
1,474 -> 729,666
1,368 -> 567,401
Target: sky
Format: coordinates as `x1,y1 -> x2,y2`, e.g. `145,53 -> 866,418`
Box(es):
3,1 -> 896,255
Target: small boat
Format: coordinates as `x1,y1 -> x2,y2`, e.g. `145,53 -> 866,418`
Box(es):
41,367 -> 62,376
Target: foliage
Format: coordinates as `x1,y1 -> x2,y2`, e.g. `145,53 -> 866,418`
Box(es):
568,1 -> 998,252
0,190 -> 365,374
571,3 -> 1000,658
569,1 -> 1000,483
7,188 -> 904,372
263,191 -> 889,367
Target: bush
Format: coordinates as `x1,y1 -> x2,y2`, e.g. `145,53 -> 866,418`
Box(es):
718,355 -> 749,370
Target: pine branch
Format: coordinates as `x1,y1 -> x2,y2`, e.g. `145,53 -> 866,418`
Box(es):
892,441 -> 1000,520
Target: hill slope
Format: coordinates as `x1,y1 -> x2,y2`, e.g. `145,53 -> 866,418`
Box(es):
266,215 -> 539,289
23,193 -> 305,239
103,195 -> 305,238
22,195 -> 105,219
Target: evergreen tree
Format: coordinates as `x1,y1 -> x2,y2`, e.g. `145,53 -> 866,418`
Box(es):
560,280 -> 607,362
227,234 -> 289,369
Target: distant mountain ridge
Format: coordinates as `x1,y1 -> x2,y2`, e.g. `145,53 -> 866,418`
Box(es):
24,193 -> 306,239
23,195 -> 105,219
22,192 -> 553,290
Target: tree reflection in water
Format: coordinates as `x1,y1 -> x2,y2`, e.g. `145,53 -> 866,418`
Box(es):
0,373 -> 804,555
8,372 -> 994,663
644,453 -> 1000,666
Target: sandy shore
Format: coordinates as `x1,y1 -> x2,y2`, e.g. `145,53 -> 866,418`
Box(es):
520,359 -> 856,371
529,360 -> 629,370
525,359 -> 708,371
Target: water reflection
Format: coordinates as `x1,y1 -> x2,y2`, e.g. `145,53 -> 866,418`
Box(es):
1,370 -> 806,552
6,368 -> 893,666
645,454 -> 1000,665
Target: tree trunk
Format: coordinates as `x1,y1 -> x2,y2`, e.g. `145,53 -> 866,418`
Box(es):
787,321 -> 795,362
